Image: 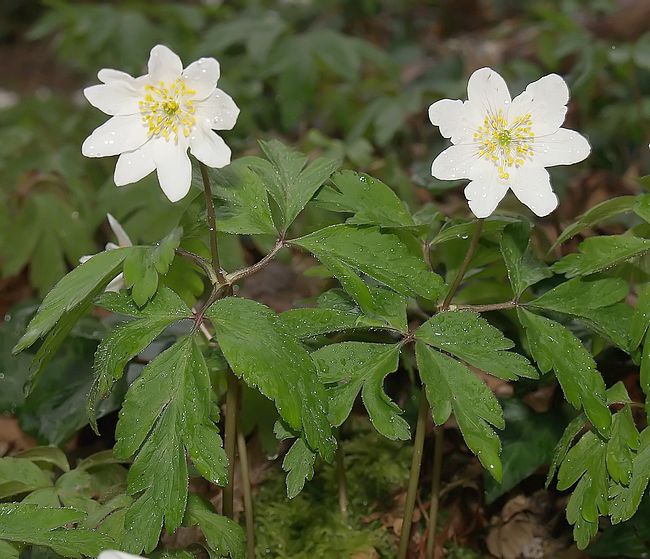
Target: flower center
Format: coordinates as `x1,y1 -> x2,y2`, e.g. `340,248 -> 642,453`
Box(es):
139,79 -> 197,141
474,110 -> 535,180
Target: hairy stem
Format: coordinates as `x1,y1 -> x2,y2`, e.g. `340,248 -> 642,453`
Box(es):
222,370 -> 240,519
425,426 -> 444,559
444,301 -> 517,313
397,391 -> 429,559
237,430 -> 255,559
335,435 -> 349,518
200,161 -> 226,284
175,247 -> 221,286
225,239 -> 285,284
441,218 -> 484,310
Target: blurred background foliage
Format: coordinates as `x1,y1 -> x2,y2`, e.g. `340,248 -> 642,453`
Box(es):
1,1 -> 650,557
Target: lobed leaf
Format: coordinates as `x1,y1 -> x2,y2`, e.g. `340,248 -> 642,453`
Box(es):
282,437 -> 317,499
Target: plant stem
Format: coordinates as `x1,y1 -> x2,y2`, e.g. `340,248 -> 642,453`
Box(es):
222,369 -> 240,519
199,161 -> 226,284
175,247 -> 221,286
397,391 -> 429,559
335,435 -> 349,518
225,239 -> 285,284
441,218 -> 484,310
444,301 -> 517,313
237,430 -> 255,559
425,426 -> 444,559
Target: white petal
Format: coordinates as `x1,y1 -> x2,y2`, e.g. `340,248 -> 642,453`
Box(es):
533,128 -> 591,167
98,69 -> 137,86
84,83 -> 140,116
98,552 -> 145,559
190,125 -> 231,168
467,67 -> 511,115
509,74 -> 569,136
79,254 -> 94,264
106,214 -> 132,247
82,115 -> 149,158
105,273 -> 126,292
464,179 -> 509,218
114,143 -> 156,186
431,144 -> 477,180
182,57 -> 220,100
196,89 -> 240,130
429,99 -> 470,142
150,138 -> 192,202
147,44 -> 183,84
509,166 -> 558,217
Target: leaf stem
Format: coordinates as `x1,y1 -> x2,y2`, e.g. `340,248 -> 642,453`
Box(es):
443,301 -> 517,313
237,430 -> 255,559
397,391 -> 429,559
175,247 -> 221,286
225,239 -> 285,284
425,425 -> 444,559
335,434 -> 349,518
199,161 -> 226,284
441,218 -> 484,310
222,369 -> 240,519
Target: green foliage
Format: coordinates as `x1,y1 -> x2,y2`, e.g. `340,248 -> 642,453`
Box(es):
282,438 -> 317,500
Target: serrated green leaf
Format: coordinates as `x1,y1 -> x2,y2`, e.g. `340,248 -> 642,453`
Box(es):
546,413 -> 586,488
292,224 -> 445,301
606,406 -> 639,486
0,541 -> 18,559
89,288 -> 191,430
610,428 -> 650,524
13,248 -> 131,353
641,329 -> 650,402
416,310 -> 537,380
194,160 -> 276,235
416,343 -> 503,480
207,297 -> 335,461
114,337 -> 227,553
518,309 -> 611,434
0,504 -> 115,558
14,447 -> 70,472
630,284 -> 650,350
431,217 -> 517,245
552,235 -> 650,278
312,342 -> 408,440
314,170 -> 414,227
500,221 -> 552,297
185,494 -> 244,559
552,196 -> 638,248
0,457 -> 52,499
282,437 -> 317,499
252,139 -> 340,229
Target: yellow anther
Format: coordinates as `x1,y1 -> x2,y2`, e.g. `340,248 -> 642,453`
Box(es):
139,77 -> 197,142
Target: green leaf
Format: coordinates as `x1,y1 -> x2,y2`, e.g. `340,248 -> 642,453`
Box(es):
499,221 -> 552,297
431,217 -> 517,245
184,494 -> 245,559
641,329 -> 650,402
312,342 -> 409,440
546,413 -> 586,488
0,504 -> 115,558
416,310 -> 537,380
552,196 -> 638,248
0,457 -> 52,499
14,447 -> 70,472
314,170 -> 414,227
252,139 -> 340,230
630,284 -> 650,350
529,277 -> 628,312
123,228 -> 182,307
518,309 -> 611,434
282,437 -> 317,499
89,288 -> 191,430
552,235 -> 650,278
207,297 -> 335,461
114,337 -> 227,553
484,400 -> 563,503
416,343 -> 503,480
195,160 -> 276,235
0,541 -> 18,559
610,428 -> 650,524
13,248 -> 130,353
292,224 -> 445,301
606,406 -> 639,486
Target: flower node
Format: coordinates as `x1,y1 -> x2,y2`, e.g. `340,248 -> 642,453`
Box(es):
139,79 -> 197,141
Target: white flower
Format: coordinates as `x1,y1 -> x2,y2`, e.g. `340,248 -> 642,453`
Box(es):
98,552 -> 145,559
429,67 -> 590,218
80,213 -> 132,292
82,44 -> 240,202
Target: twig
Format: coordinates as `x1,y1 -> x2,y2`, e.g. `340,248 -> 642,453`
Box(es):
237,430 -> 255,559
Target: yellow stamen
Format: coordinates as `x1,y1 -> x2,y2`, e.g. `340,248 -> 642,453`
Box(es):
140,78 -> 197,142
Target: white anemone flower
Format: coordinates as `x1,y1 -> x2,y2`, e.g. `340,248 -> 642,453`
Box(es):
429,67 -> 591,218
82,44 -> 240,202
98,552 -> 145,559
80,213 -> 132,292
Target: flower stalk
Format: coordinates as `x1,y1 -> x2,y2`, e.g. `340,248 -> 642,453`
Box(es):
199,161 -> 226,284
237,430 -> 255,559
222,369 -> 240,519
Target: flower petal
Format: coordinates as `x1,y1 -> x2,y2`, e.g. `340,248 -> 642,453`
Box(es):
431,144 -> 477,180
114,142 -> 156,186
105,273 -> 126,293
196,89 -> 240,130
106,214 -> 132,247
182,57 -> 220,100
84,83 -> 140,116
509,165 -> 558,217
82,116 -> 149,158
467,67 -> 511,116
147,44 -> 183,84
190,125 -> 231,168
97,69 -> 137,85
533,128 -> 591,167
150,138 -> 192,202
98,552 -> 145,559
464,179 -> 509,218
509,73 -> 569,136
428,99 -> 473,143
